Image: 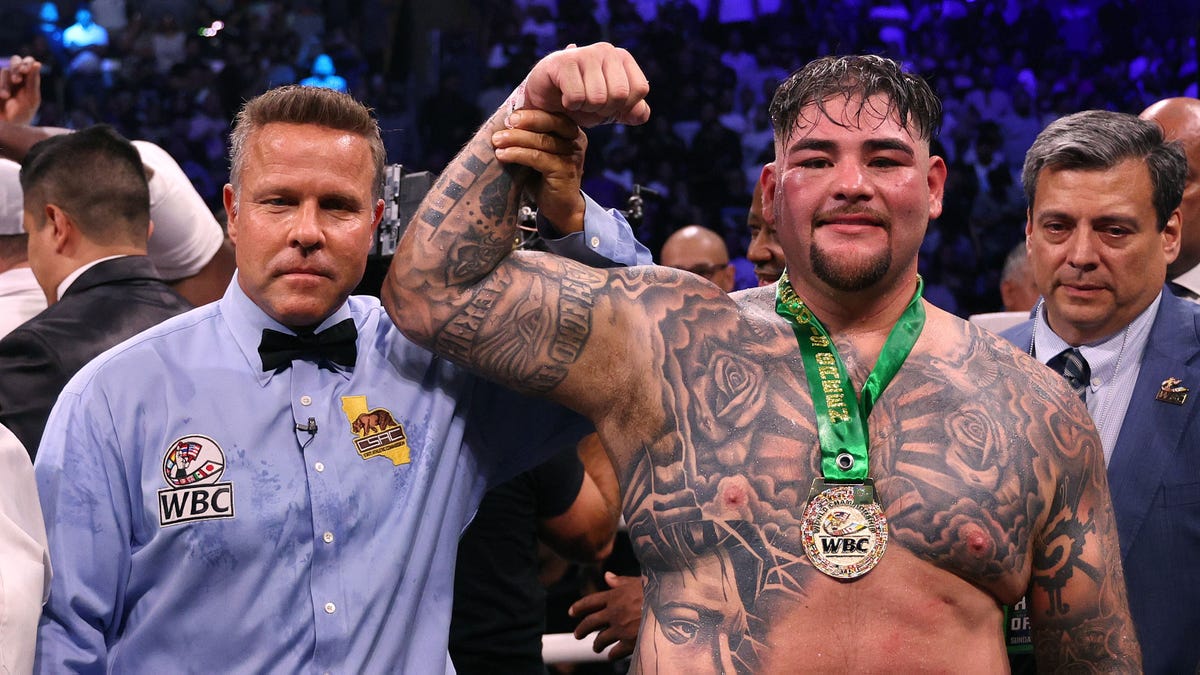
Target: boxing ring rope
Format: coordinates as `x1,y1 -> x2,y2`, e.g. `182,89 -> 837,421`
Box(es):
542,632 -> 614,664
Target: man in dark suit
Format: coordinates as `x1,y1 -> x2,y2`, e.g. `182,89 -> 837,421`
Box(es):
0,125 -> 192,458
1001,110 -> 1200,674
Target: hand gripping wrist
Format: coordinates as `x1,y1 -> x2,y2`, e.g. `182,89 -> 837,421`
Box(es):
504,80 -> 527,129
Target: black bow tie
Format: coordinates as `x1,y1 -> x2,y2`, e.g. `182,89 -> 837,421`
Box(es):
258,318 -> 358,372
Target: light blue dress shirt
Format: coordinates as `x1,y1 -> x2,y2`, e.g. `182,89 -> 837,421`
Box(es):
1031,292 -> 1160,465
34,206 -> 646,673
537,192 -> 653,267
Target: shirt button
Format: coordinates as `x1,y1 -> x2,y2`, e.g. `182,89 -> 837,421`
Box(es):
323,531 -> 334,544
324,602 -> 336,614
590,236 -> 600,248
314,462 -> 325,472
300,395 -> 312,406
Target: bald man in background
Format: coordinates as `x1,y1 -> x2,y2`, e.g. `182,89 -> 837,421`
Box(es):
659,224 -> 735,292
1142,97 -> 1200,300
967,242 -> 1040,334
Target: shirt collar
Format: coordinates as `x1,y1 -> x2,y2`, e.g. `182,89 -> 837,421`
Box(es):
1032,292 -> 1161,391
56,254 -> 129,300
219,271 -> 356,386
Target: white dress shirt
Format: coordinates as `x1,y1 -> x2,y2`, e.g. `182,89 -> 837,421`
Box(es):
0,422 -> 51,675
0,267 -> 47,339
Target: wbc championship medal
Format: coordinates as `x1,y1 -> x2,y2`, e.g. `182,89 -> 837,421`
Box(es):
801,479 -> 888,579
776,271 -> 926,581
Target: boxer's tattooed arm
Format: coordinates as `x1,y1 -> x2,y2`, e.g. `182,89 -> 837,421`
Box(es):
1027,398 -> 1140,672
438,261 -> 724,401
383,115 -> 529,346
434,256 -> 607,395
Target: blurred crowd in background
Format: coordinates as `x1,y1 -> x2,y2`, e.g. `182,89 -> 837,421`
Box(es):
1,0 -> 1197,314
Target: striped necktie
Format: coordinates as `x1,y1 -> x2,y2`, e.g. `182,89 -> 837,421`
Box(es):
1047,348 -> 1090,401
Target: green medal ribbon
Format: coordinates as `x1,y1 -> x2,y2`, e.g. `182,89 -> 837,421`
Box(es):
774,271 -> 926,482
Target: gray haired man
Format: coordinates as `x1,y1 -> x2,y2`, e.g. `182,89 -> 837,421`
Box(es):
1002,109 -> 1199,674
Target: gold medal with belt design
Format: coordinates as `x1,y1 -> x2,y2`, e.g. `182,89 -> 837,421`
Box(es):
776,271 -> 925,579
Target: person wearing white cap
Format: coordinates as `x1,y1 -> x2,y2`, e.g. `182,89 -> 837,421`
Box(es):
0,158 -> 45,338
0,135 -> 236,335
0,128 -> 236,307
132,138 -> 235,305
0,56 -> 235,306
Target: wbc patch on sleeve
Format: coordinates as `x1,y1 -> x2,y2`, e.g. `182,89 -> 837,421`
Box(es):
157,434 -> 236,526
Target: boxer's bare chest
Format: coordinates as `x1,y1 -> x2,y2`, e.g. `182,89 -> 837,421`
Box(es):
620,313 -> 1045,603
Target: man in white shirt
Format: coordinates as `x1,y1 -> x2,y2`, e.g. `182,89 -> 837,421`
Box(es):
0,422 -> 49,675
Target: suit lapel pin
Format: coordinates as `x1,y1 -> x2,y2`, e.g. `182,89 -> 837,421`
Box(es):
1156,377 -> 1189,406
